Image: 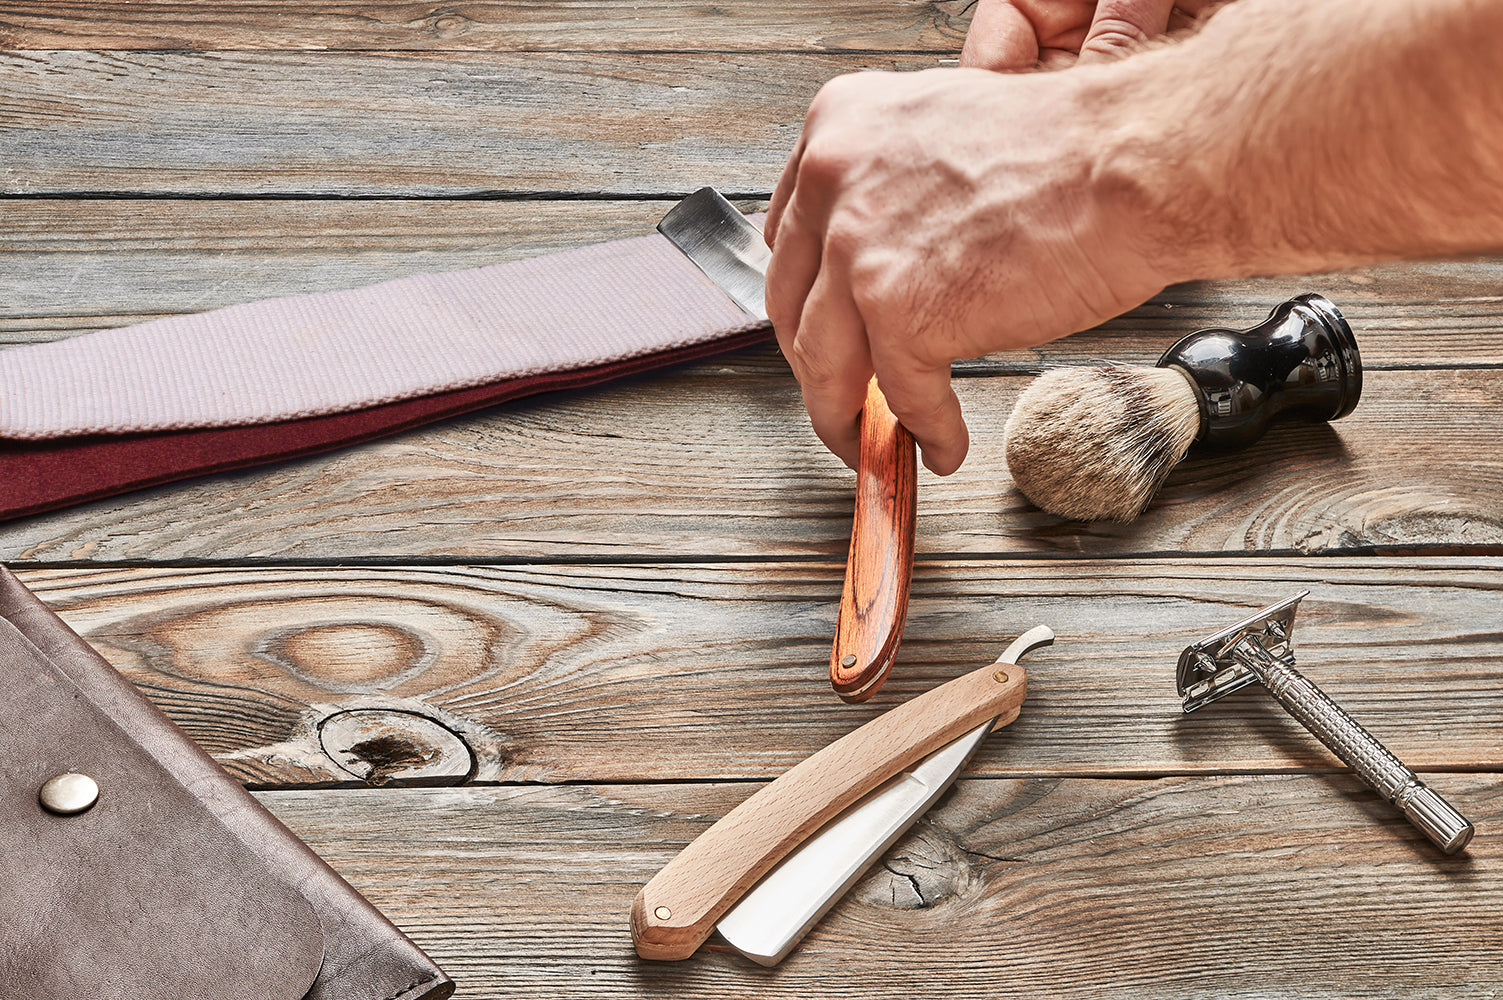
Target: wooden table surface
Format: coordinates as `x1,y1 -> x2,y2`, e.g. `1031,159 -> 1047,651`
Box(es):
4,4 -> 1502,997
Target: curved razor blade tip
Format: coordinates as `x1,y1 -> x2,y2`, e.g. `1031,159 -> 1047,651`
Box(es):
998,625 -> 1055,666
657,187 -> 770,321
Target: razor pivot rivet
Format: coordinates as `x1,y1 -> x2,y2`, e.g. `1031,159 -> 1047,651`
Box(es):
654,907 -> 672,921
993,670 -> 1010,684
1178,591 -> 1474,854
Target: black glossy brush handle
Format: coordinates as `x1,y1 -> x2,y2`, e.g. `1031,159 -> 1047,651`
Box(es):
1157,293 -> 1362,450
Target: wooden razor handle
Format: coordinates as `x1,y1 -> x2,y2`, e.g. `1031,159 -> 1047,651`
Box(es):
830,378 -> 918,703
630,660 -> 1027,961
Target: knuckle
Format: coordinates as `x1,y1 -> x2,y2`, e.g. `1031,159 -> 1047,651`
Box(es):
847,253 -> 905,308
1083,18 -> 1154,55
883,389 -> 953,430
821,223 -> 864,264
797,140 -> 856,189
787,341 -> 844,388
813,72 -> 862,104
805,77 -> 852,128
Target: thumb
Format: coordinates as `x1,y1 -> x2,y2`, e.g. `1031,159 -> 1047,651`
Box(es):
960,0 -> 1042,71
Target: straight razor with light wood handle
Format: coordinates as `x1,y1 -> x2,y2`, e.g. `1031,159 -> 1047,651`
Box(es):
630,625 -> 1054,963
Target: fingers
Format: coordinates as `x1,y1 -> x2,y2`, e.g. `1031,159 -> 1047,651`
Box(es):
765,72 -> 974,475
769,196 -> 971,473
789,269 -> 874,470
959,0 -> 1041,71
767,185 -> 967,475
1167,0 -> 1225,34
1076,0 -> 1178,64
765,180 -> 824,351
788,260 -> 970,476
766,159 -> 873,470
868,344 -> 969,476
764,83 -> 873,472
959,0 -> 1191,72
1170,0 -> 1225,17
763,130 -> 806,248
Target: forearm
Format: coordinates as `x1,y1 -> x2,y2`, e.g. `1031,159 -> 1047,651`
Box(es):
1097,0 -> 1503,281
762,0 -> 1503,474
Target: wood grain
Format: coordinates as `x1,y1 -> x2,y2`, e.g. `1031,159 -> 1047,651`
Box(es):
263,775 -> 1503,998
0,1 -> 977,52
13,560 -> 1502,787
7,2 -> 1500,996
0,50 -> 940,197
830,380 -> 916,702
4,368 -> 1502,562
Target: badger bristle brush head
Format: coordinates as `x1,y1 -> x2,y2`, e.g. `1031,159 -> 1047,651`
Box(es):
1003,293 -> 1362,522
1004,365 -> 1201,522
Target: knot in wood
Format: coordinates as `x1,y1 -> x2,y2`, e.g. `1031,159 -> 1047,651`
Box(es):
318,709 -> 475,786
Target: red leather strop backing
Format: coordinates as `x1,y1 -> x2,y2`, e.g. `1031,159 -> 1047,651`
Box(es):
0,327 -> 770,523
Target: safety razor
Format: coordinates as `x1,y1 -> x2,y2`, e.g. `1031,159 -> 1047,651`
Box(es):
1178,591 -> 1474,854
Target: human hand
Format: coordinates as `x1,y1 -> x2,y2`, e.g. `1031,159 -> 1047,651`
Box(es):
763,66 -> 1178,475
960,0 -> 1218,72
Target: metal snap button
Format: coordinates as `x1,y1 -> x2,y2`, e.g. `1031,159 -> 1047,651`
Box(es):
39,772 -> 99,815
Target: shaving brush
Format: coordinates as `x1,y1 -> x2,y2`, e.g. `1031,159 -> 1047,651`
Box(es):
1003,293 -> 1362,522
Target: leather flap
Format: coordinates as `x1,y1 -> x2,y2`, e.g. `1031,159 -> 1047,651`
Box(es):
0,615 -> 325,1000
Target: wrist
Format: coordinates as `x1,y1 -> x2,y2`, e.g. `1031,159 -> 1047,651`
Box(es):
1069,47 -> 1246,289
1078,0 -> 1503,284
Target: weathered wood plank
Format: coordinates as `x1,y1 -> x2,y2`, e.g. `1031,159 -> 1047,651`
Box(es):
8,4 -> 1491,994
0,50 -> 939,196
4,197 -> 1501,362
0,1 -> 975,52
262,776 -> 1503,997
15,560 -> 1502,787
4,367 -> 1501,561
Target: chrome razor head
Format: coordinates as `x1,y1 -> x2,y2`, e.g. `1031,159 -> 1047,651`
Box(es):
1177,591 -> 1308,713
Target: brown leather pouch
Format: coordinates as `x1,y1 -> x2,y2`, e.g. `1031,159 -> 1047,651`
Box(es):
0,566 -> 454,1000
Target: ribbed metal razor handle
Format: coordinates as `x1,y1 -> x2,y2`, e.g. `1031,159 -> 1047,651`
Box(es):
1257,654 -> 1409,794
1240,639 -> 1474,854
